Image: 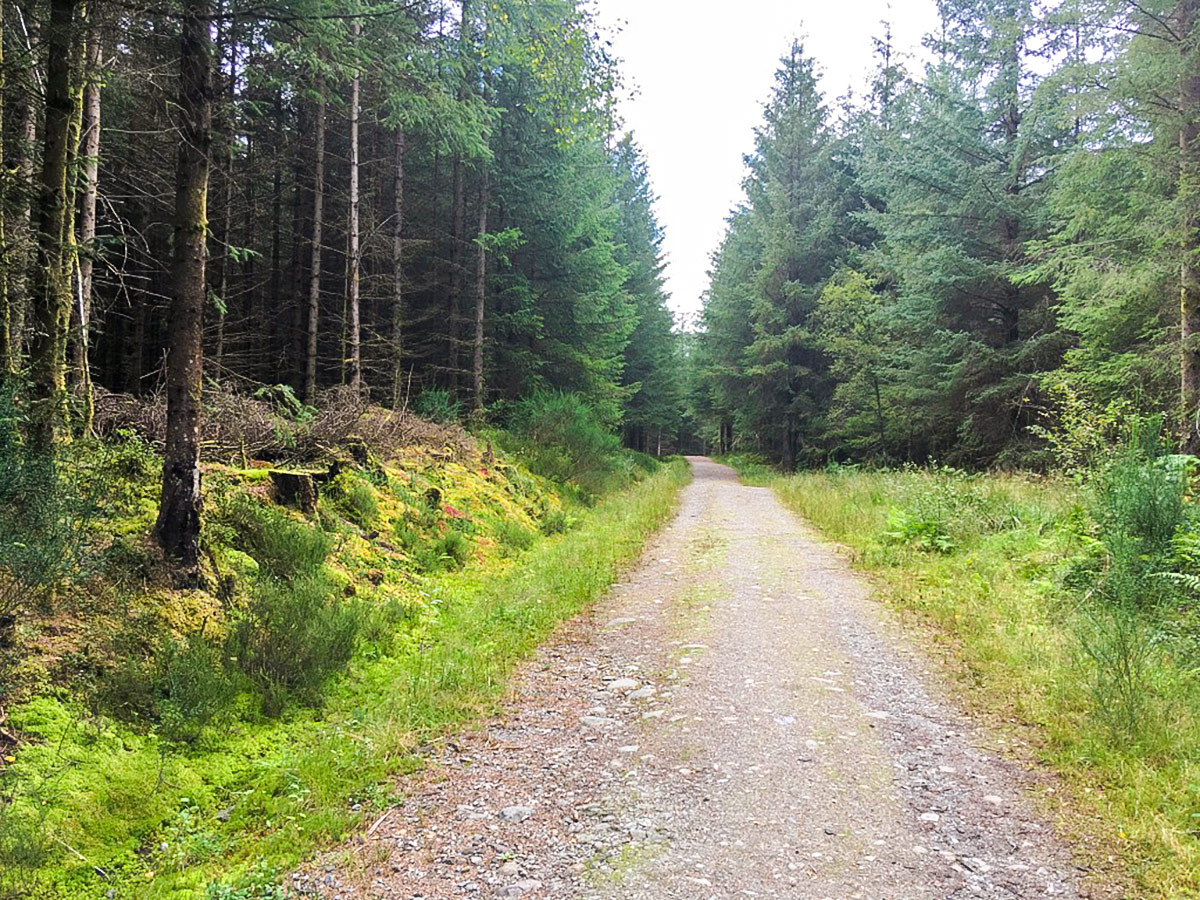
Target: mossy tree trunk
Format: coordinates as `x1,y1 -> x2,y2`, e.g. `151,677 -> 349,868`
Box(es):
472,170 -> 488,414
0,17 -> 10,376
27,0 -> 80,451
346,24 -> 362,394
155,0 -> 213,567
215,19 -> 237,368
9,7 -> 39,370
391,126 -> 405,407
70,11 -> 101,433
305,75 -> 326,405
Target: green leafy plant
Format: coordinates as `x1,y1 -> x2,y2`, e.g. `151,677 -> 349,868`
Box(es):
504,391 -> 624,496
220,497 -> 332,581
227,574 -> 361,716
883,507 -> 955,553
495,519 -> 536,555
414,388 -> 462,424
157,632 -> 238,742
329,473 -> 380,529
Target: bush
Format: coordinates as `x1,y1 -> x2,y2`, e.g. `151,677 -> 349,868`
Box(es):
221,498 -> 332,581
157,633 -> 238,741
228,575 -> 361,715
96,631 -> 236,742
539,508 -> 569,536
1093,420 -> 1190,611
0,800 -> 51,900
414,387 -> 462,424
329,473 -> 380,529
413,529 -> 471,573
505,392 -> 623,496
0,382 -> 100,625
628,451 -> 662,475
1074,418 -> 1194,742
495,519 -> 536,555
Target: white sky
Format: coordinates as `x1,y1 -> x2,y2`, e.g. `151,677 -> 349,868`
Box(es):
591,1 -> 941,324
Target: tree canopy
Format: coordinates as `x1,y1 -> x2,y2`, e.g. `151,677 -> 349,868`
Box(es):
693,0 -> 1200,468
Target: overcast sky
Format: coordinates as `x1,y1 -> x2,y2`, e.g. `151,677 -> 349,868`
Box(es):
590,1 -> 941,323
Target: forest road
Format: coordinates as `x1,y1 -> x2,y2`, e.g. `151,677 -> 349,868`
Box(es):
324,457 -> 1099,900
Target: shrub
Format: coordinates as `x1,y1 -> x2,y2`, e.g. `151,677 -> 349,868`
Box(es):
221,498 -> 332,581
414,387 -> 462,424
1031,380 -> 1140,480
96,631 -> 236,741
539,508 -> 569,536
1078,602 -> 1159,743
505,392 -> 623,495
422,530 -> 470,572
495,519 -> 536,555
333,474 -> 380,529
1072,418 -> 1194,742
0,800 -> 50,900
157,633 -> 238,742
227,575 -> 360,715
628,451 -> 661,475
1093,419 -> 1190,611
0,383 -> 104,627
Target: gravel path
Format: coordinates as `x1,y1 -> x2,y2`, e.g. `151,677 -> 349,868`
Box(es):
314,457 -> 1102,900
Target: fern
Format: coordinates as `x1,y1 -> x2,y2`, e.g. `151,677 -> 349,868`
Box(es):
1153,571 -> 1200,595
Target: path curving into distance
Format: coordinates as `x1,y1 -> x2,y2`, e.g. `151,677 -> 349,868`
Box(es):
318,457 -> 1097,900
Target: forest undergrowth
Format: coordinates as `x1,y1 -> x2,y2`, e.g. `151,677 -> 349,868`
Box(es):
0,387 -> 688,900
727,431 -> 1200,898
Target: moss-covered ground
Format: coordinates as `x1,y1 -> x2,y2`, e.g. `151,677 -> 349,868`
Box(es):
0,434 -> 688,899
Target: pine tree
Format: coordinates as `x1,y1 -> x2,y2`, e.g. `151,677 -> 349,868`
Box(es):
155,0 -> 214,567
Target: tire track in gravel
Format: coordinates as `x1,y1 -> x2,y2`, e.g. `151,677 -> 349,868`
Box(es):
314,457 -> 1107,900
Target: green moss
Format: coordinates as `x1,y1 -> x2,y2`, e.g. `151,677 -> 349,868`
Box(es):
1,437 -> 689,898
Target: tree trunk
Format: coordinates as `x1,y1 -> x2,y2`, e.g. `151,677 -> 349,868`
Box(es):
215,26 -> 237,367
239,129 -> 256,375
472,171 -> 488,413
448,0 -> 472,398
450,156 -> 464,396
346,24 -> 362,394
390,127 -> 405,407
1180,0 -> 1200,452
267,89 -> 283,372
155,0 -> 213,568
781,422 -> 796,471
72,18 -> 101,432
305,76 -> 326,404
0,18 -> 9,376
8,8 -> 38,370
28,0 -> 79,451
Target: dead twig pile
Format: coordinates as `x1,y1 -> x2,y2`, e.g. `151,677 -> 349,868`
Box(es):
94,383 -> 474,464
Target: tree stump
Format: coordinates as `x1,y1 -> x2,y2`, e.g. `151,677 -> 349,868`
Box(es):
270,470 -> 318,513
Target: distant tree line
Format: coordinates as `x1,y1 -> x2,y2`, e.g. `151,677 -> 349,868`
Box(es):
0,0 -> 682,564
694,0 -> 1200,469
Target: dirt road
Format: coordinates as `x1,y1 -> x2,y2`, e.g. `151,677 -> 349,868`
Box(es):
319,457 -> 1095,899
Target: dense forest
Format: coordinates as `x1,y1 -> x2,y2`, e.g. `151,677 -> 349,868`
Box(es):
0,0 -> 682,566
694,0 -> 1200,469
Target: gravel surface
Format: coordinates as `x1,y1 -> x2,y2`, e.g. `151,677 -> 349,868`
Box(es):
311,457 -> 1106,900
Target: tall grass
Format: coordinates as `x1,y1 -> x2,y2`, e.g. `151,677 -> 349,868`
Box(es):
751,463 -> 1200,897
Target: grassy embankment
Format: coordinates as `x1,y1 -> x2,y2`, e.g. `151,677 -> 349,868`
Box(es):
725,455 -> 1200,898
0,433 -> 688,900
